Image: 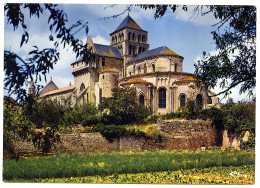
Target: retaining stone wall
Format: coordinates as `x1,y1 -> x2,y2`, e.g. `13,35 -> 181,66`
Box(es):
11,120 -> 245,155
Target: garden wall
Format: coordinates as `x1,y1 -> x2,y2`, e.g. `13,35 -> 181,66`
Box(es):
11,120 -> 246,155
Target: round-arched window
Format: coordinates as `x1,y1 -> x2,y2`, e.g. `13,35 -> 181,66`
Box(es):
139,94 -> 144,106
152,64 -> 155,72
180,94 -> 186,108
80,83 -> 85,92
158,88 -> 166,108
196,94 -> 203,109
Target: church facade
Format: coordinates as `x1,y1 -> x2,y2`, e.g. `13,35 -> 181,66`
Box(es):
36,15 -> 220,115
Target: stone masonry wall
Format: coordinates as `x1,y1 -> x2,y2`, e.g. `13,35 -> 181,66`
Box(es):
157,119 -> 219,150
11,120 -> 245,155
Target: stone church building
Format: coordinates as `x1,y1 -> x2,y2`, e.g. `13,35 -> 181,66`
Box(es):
34,15 -> 220,115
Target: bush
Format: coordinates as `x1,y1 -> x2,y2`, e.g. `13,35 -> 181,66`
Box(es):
222,100 -> 255,133
240,132 -> 255,151
70,104 -> 98,124
133,105 -> 151,124
82,116 -> 101,127
199,107 -> 224,129
99,88 -> 151,125
94,124 -> 127,142
182,99 -> 200,120
146,115 -> 160,124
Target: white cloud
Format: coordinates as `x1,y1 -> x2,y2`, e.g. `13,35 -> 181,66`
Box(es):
174,6 -> 218,27
92,35 -> 110,45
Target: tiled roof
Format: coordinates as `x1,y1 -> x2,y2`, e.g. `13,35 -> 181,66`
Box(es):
39,85 -> 75,98
122,78 -> 152,85
112,15 -> 144,33
94,44 -> 123,59
176,76 -> 196,82
130,46 -> 183,63
100,67 -> 119,73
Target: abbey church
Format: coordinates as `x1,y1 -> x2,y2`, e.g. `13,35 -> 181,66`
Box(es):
33,15 -> 221,115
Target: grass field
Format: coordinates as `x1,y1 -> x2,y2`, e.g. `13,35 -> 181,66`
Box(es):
8,165 -> 255,184
3,150 -> 255,183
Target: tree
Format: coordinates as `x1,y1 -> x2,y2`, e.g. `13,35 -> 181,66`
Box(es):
4,3 -> 92,104
139,5 -> 256,99
3,102 -> 34,159
99,88 -> 150,125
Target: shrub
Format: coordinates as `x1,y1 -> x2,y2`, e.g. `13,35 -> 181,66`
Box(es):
182,99 -> 200,120
222,100 -> 255,133
133,105 -> 151,124
199,107 -> 224,129
146,115 -> 160,124
240,132 -> 255,151
99,88 -> 151,125
94,124 -> 127,142
82,116 -> 101,127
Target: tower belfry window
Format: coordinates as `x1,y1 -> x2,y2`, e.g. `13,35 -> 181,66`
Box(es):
128,32 -> 131,40
102,58 -> 105,66
142,35 -> 146,42
138,34 -> 141,42
132,33 -> 135,41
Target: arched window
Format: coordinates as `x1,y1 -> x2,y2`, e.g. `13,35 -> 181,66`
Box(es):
180,94 -> 186,108
142,35 -> 145,42
138,34 -> 141,42
139,94 -> 144,105
138,67 -> 141,74
112,36 -> 115,43
152,64 -> 155,72
174,63 -> 178,72
132,33 -> 135,41
133,46 -> 136,55
80,83 -> 85,92
129,45 -> 132,55
138,47 -> 142,53
133,65 -> 135,74
128,32 -> 131,40
144,64 -> 147,73
196,94 -> 203,109
158,88 -> 166,108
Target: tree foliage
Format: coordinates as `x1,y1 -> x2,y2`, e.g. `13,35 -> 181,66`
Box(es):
3,102 -> 34,159
99,88 -> 151,125
4,3 -> 91,104
221,99 -> 255,133
139,5 -> 256,99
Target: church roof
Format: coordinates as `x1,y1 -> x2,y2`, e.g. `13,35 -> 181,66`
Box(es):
111,15 -> 145,34
39,85 -> 75,98
100,67 -> 119,73
122,78 -> 152,85
39,80 -> 59,95
94,43 -> 123,59
176,76 -> 196,82
130,46 -> 183,63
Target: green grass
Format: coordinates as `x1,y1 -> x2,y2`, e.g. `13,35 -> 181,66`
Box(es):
3,150 -> 255,181
7,165 -> 255,184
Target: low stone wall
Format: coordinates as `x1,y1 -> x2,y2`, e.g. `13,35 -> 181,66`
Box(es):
11,120 -> 248,155
157,120 -> 219,150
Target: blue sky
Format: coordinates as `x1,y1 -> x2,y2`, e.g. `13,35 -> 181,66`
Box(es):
3,3 -> 256,103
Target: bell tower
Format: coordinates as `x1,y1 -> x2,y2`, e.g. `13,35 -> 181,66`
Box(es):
110,15 -> 149,76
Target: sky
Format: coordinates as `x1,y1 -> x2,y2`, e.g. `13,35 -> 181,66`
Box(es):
3,2 -> 257,103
